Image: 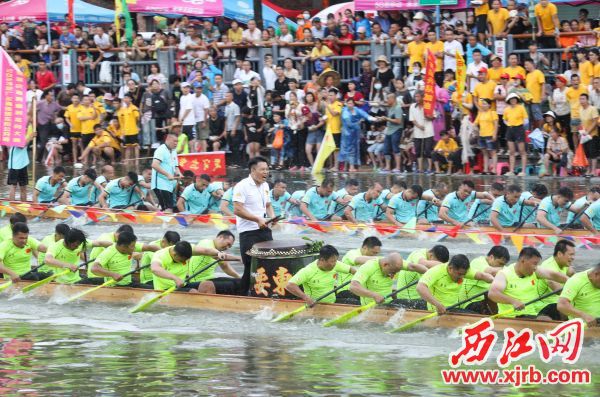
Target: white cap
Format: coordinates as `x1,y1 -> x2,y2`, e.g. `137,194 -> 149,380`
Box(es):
232,79 -> 242,85
181,82 -> 191,88
414,12 -> 425,20
506,93 -> 521,102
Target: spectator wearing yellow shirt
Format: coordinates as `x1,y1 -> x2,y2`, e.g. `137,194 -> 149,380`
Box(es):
13,53 -> 31,79
579,93 -> 599,176
425,31 -> 445,86
566,74 -> 589,148
64,94 -> 83,163
450,86 -> 474,125
432,131 -> 460,174
117,94 -> 141,164
474,98 -> 499,175
487,0 -> 509,37
503,53 -> 526,80
503,93 -> 529,176
227,21 -> 243,44
488,56 -> 504,83
90,92 -> 107,126
473,1 -> 490,43
77,95 -> 98,164
80,124 -> 121,164
577,49 -> 594,88
325,89 -> 343,171
524,58 -> 546,128
473,68 -> 497,110
405,32 -> 426,73
589,49 -> 600,80
534,0 -> 559,48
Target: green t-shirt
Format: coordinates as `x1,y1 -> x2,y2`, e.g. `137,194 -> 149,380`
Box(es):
338,248 -> 361,291
187,239 -> 219,283
37,234 -> 58,274
88,232 -> 115,277
534,256 -> 570,310
0,224 -> 13,244
289,260 -> 351,304
46,239 -> 89,284
497,263 -> 541,317
560,270 -> 600,319
420,263 -> 477,311
95,244 -> 134,286
458,256 -> 490,306
0,237 -> 40,278
140,239 -> 161,284
396,249 -> 427,300
152,247 -> 189,291
352,258 -> 396,305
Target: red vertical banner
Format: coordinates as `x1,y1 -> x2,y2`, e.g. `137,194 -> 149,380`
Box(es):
423,49 -> 437,118
68,0 -> 75,31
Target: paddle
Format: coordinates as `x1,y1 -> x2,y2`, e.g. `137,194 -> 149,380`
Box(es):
388,291 -> 488,333
272,280 -> 352,323
323,280 -> 419,327
65,264 -> 152,303
0,264 -> 45,292
129,258 -> 221,313
558,203 -> 591,233
321,204 -> 350,221
21,260 -> 93,294
513,204 -> 539,233
489,288 -> 563,320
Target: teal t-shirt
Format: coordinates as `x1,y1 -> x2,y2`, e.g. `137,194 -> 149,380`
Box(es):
441,191 -> 476,223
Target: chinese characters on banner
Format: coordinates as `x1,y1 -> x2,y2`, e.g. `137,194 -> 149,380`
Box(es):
177,151 -> 226,176
423,49 -> 437,118
0,47 -> 27,148
354,0 -> 467,11
129,0 -> 224,17
456,51 -> 467,101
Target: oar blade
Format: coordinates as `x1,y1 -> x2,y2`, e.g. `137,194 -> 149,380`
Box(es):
389,312 -> 438,333
21,270 -> 69,293
66,280 -> 116,303
129,287 -> 175,313
271,305 -> 307,323
0,281 -> 13,292
323,302 -> 376,327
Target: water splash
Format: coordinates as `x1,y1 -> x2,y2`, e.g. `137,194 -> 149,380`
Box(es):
253,305 -> 276,321
384,308 -> 406,328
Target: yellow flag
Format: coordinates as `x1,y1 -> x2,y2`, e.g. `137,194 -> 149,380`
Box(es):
311,132 -> 337,174
115,0 -> 121,44
466,233 -> 485,245
510,235 -> 525,252
456,50 -> 466,100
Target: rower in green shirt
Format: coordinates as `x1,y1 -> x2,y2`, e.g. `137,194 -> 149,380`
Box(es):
87,224 -> 137,281
336,237 -> 382,303
458,246 -> 510,314
489,247 -> 569,319
417,254 -> 494,313
349,253 -> 404,305
394,245 -> 450,309
192,230 -> 243,295
558,264 -> 600,326
534,239 -> 576,320
286,245 -> 357,305
0,223 -> 47,282
139,231 -> 181,287
35,224 -> 71,278
0,213 -> 27,245
43,228 -> 112,284
90,232 -> 160,287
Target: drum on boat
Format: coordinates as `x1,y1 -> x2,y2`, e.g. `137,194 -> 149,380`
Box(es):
248,239 -> 318,298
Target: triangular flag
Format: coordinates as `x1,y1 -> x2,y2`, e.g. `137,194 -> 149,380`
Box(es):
67,209 -> 84,218
288,217 -> 307,226
175,215 -> 188,227
535,236 -> 547,245
307,223 -> 327,233
374,225 -> 397,235
121,213 -> 137,223
489,233 -> 503,246
547,236 -> 559,244
212,220 -> 230,230
434,233 -> 448,242
137,213 -> 155,223
195,215 -> 211,223
401,217 -> 417,234
50,205 -> 67,214
85,209 -> 100,222
584,237 -> 600,245
227,218 -> 237,225
466,233 -> 485,245
157,215 -> 172,223
510,235 -> 525,252
442,225 -> 461,238
425,226 -> 437,233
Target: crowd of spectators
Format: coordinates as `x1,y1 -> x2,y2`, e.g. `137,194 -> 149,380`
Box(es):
1,1 -> 600,176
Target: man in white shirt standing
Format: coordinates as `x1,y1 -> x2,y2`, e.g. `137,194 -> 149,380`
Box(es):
179,82 -> 196,152
466,49 -> 488,93
93,26 -> 114,61
409,91 -> 435,173
277,24 -> 295,59
443,29 -> 464,73
233,156 -> 276,295
242,19 -> 262,59
193,83 -> 210,152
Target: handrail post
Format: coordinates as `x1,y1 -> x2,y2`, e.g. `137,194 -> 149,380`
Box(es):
158,47 -> 174,79
506,34 -> 514,57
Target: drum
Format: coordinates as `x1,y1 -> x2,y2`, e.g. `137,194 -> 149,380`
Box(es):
248,239 -> 318,298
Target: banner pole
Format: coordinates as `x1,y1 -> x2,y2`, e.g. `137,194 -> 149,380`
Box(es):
32,97 -> 37,187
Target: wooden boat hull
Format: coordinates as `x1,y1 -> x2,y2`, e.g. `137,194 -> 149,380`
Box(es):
4,281 -> 599,338
0,201 -> 595,239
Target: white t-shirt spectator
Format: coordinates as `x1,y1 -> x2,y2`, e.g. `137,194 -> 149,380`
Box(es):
237,69 -> 261,87
179,93 -> 196,126
466,61 -> 488,93
225,102 -> 241,131
242,28 -> 262,58
262,65 -> 277,91
284,89 -> 306,103
193,93 -> 210,123
443,40 -> 464,72
93,33 -> 113,58
278,33 -> 295,58
409,103 -> 434,138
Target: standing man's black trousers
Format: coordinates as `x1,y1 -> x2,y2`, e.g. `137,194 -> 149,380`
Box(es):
238,228 -> 273,296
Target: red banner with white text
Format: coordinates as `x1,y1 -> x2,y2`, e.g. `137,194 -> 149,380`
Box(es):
178,151 -> 226,176
423,49 -> 436,119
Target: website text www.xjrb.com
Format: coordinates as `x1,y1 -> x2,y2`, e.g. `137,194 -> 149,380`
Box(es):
441,365 -> 591,386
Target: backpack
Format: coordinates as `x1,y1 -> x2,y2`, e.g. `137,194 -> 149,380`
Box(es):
151,92 -> 170,118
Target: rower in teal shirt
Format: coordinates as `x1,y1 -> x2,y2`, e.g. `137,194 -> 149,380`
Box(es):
65,169 -> 98,206
33,166 -> 67,204
269,179 -> 297,218
582,200 -> 600,232
300,180 -> 342,221
99,172 -> 139,209
466,183 -> 505,225
385,185 -> 423,225
416,183 -> 448,224
220,187 -> 235,216
327,180 -> 359,218
439,180 -> 494,225
206,181 -> 227,212
516,184 -> 548,225
566,188 -> 600,225
347,183 -> 384,223
536,188 -> 575,232
286,190 -> 305,218
177,174 -> 211,214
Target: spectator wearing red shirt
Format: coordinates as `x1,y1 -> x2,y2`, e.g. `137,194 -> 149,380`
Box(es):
337,24 -> 354,57
35,60 -> 57,92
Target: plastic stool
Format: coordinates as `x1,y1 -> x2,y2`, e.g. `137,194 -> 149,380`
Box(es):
496,162 -> 509,175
